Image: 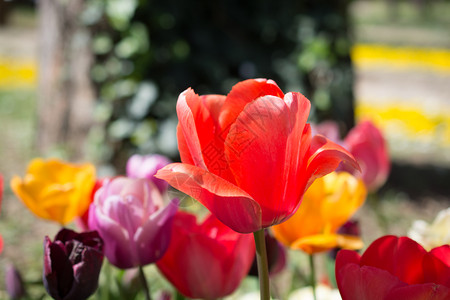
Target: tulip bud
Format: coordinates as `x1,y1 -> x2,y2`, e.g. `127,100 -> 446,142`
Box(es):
5,264 -> 26,300
126,154 -> 171,193
43,228 -> 104,300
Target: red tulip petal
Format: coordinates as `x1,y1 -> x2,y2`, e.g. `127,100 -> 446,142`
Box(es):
219,78 -> 284,131
201,94 -> 226,129
280,92 -> 313,219
155,163 -> 261,233
219,232 -> 255,294
385,283 -> 450,300
157,212 -> 255,299
423,245 -> 450,287
176,88 -> 214,169
360,236 -> 427,285
177,124 -> 195,166
336,250 -> 407,300
304,134 -> 360,191
337,264 -> 407,300
335,249 -> 361,275
429,245 -> 450,267
177,90 -> 235,181
224,95 -> 303,226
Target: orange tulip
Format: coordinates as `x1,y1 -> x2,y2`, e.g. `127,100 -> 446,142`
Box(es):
272,171 -> 367,254
11,158 -> 96,225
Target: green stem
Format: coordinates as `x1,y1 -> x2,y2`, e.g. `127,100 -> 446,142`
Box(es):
253,229 -> 270,300
368,192 -> 389,234
175,290 -> 186,300
100,261 -> 111,300
309,254 -> 317,300
138,266 -> 152,300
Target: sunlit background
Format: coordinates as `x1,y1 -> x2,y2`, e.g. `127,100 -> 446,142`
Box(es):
0,0 -> 449,298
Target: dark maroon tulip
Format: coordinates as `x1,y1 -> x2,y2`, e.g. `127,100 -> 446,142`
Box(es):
43,228 -> 104,300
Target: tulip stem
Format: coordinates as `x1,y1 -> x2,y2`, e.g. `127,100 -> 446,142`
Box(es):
309,254 -> 317,300
253,229 -> 270,300
138,266 -> 152,300
175,291 -> 186,300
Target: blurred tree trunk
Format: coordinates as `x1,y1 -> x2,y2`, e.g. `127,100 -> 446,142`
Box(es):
37,0 -> 94,160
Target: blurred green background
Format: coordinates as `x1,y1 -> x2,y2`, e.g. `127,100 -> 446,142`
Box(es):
0,0 -> 449,299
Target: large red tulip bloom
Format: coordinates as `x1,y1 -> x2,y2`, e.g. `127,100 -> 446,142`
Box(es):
336,235 -> 450,300
156,79 -> 359,233
156,211 -> 255,299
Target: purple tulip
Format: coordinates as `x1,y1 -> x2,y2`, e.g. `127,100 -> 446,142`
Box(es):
5,263 -> 26,300
43,228 -> 103,300
126,154 -> 171,193
88,177 -> 178,269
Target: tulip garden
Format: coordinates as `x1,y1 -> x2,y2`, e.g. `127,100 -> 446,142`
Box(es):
0,79 -> 449,300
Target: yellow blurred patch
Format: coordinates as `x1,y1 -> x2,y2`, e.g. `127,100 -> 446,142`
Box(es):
356,103 -> 450,147
0,56 -> 37,89
351,44 -> 450,73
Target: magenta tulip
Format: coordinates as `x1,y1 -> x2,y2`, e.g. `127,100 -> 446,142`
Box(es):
126,154 -> 171,193
156,211 -> 255,299
88,177 -> 178,269
43,228 -> 103,300
344,120 -> 390,192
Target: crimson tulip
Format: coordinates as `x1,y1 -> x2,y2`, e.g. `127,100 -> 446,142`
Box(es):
343,120 -> 390,192
156,78 -> 358,233
43,228 -> 104,300
335,235 -> 450,300
156,211 -> 255,299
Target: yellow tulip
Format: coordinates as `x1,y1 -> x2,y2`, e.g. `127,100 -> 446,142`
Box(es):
272,171 -> 367,254
11,158 -> 96,225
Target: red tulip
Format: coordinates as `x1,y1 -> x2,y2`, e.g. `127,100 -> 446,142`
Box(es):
336,235 -> 450,300
344,120 -> 390,192
156,211 -> 255,299
156,79 -> 359,233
